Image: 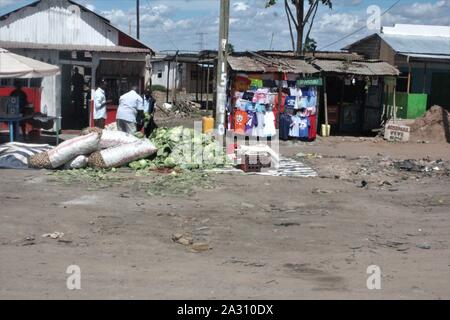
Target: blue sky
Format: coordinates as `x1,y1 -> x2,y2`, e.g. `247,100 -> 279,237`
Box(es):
1,0 -> 449,52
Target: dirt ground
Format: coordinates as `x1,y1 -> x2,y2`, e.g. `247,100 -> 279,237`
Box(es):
0,134 -> 449,300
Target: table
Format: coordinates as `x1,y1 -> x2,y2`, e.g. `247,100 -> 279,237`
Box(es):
0,115 -> 33,142
0,115 -> 61,143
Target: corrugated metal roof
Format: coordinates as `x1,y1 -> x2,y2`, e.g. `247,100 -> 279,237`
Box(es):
380,34 -> 450,56
0,41 -> 151,53
228,55 -> 319,74
400,53 -> 450,61
312,59 -> 400,76
258,50 -> 365,61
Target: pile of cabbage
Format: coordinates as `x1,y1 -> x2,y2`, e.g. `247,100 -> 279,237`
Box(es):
129,126 -> 232,170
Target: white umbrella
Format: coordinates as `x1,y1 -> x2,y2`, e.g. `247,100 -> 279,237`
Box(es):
0,48 -> 59,79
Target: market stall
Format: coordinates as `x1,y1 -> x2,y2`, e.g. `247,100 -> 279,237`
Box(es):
227,52 -> 321,142
0,48 -> 60,142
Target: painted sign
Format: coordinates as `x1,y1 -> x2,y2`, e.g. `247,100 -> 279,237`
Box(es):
384,121 -> 410,142
297,78 -> 323,86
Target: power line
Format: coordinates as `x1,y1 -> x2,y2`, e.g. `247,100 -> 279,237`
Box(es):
146,0 -> 179,51
319,0 -> 401,50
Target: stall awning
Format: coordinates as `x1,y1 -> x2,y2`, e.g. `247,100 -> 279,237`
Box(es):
312,59 -> 400,76
0,48 -> 59,78
228,54 -> 319,74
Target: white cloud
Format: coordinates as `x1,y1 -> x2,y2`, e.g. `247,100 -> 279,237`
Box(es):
233,2 -> 250,12
0,0 -> 16,8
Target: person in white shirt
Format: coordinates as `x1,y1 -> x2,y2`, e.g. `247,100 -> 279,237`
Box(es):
116,86 -> 144,134
93,79 -> 110,129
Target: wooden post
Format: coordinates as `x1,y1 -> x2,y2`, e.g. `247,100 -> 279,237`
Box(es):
323,75 -> 328,126
206,64 -> 211,114
166,60 -> 171,103
393,84 -> 397,122
277,71 -> 283,130
407,64 -> 411,94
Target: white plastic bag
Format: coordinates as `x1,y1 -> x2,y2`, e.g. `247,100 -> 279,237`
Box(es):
63,155 -> 89,169
99,130 -> 140,149
89,140 -> 157,169
47,133 -> 100,168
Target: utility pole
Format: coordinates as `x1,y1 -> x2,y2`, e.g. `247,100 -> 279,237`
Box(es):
215,0 -> 230,136
136,0 -> 140,39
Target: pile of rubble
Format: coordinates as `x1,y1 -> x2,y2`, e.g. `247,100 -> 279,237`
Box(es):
409,105 -> 450,143
171,100 -> 200,117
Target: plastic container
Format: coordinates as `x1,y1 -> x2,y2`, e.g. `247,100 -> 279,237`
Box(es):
202,116 -> 214,134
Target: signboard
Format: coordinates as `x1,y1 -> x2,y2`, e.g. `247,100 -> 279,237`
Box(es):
297,78 -> 323,86
384,121 -> 410,142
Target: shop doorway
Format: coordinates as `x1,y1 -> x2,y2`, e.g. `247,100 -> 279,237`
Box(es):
61,65 -> 91,130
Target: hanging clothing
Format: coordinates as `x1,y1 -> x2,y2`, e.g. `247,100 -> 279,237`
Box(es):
289,115 -> 301,137
234,109 -> 248,134
298,116 -> 311,139
242,91 -> 255,101
234,76 -> 251,91
252,112 -> 265,137
245,111 -> 258,135
285,96 -> 297,109
289,87 -> 302,97
263,112 -> 276,137
279,113 -> 292,141
250,78 -> 263,88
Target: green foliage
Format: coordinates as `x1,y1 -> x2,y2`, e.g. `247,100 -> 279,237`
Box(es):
266,0 -> 332,9
128,126 -> 233,171
151,84 -> 167,92
304,37 -> 317,51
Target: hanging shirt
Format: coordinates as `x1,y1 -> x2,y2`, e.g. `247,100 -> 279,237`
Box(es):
298,116 -> 311,139
234,109 -> 248,135
249,78 -> 263,88
285,96 -> 297,109
263,111 -> 276,137
289,87 -> 303,97
251,112 -> 265,137
242,91 -> 255,102
279,113 -> 292,141
289,115 -> 301,137
234,76 -> 251,91
93,87 -> 107,120
245,111 -> 258,135
274,94 -> 286,113
116,90 -> 144,123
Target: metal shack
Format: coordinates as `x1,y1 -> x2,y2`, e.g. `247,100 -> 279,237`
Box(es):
344,24 -> 450,116
0,0 -> 154,131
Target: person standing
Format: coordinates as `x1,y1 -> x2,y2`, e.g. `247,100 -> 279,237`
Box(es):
10,80 -> 30,139
143,90 -> 158,137
93,79 -> 110,129
116,86 -> 144,135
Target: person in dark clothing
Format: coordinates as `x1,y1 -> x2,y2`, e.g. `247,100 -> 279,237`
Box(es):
143,90 -> 158,137
10,81 -> 30,139
71,67 -> 85,128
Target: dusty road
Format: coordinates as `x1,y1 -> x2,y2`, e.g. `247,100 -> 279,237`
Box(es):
0,137 -> 449,299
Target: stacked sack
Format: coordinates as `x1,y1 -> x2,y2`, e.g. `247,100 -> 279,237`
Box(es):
29,129 -> 157,170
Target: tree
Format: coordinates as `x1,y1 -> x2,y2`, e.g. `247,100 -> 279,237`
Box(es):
266,0 -> 332,54
304,37 -> 317,52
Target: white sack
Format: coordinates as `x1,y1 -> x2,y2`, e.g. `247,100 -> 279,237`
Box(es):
47,133 -> 100,168
99,130 -> 140,149
96,140 -> 157,169
63,155 -> 89,169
